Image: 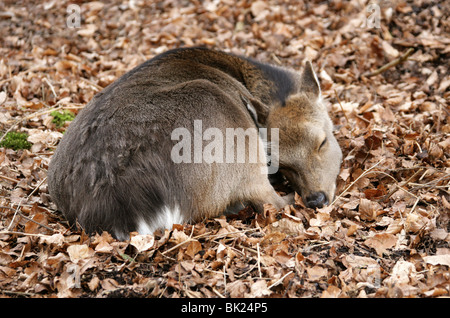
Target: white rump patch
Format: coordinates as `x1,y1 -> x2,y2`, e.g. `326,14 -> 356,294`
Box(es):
137,205 -> 184,235
114,205 -> 184,240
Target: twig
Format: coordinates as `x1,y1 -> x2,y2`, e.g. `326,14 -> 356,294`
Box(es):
80,77 -> 103,91
0,175 -> 20,184
6,103 -> 84,125
363,48 -> 414,78
410,174 -> 450,190
257,243 -> 262,278
161,231 -> 211,255
0,290 -> 37,297
164,228 -> 258,256
332,158 -> 385,205
2,201 -> 56,233
158,285 -> 168,298
234,263 -> 259,278
268,271 -> 293,289
334,89 -> 351,125
302,240 -> 332,253
212,287 -> 226,298
43,77 -> 57,98
382,168 -> 424,201
0,118 -> 22,144
17,209 -> 55,232
409,197 -> 421,215
204,228 -> 258,240
0,230 -> 54,237
223,266 -> 227,294
0,103 -> 84,144
0,66 -> 51,86
7,177 -> 47,231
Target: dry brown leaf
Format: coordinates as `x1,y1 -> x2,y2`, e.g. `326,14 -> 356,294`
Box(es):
261,232 -> 286,246
306,266 -> 328,282
0,91 -> 6,104
227,280 -> 248,298
245,279 -> 271,297
346,224 -> 358,236
66,244 -> 94,263
94,240 -> 113,253
423,255 -> 450,267
364,233 -> 398,256
359,198 -> 383,221
39,233 -> 65,246
309,211 -> 332,227
24,212 -> 47,234
384,261 -> 423,287
405,212 -> 429,233
101,278 -> 120,291
170,229 -> 190,245
185,240 -> 202,258
77,24 -> 97,37
87,276 -> 100,292
130,234 -> 155,253
344,254 -> 379,268
250,1 -> 269,21
27,129 -> 63,147
269,218 -> 304,236
0,0 -> 448,299
321,285 -> 343,298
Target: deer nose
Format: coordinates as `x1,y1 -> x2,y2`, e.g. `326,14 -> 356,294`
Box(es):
305,191 -> 328,209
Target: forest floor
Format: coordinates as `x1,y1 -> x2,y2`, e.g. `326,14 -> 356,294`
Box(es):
0,0 -> 449,298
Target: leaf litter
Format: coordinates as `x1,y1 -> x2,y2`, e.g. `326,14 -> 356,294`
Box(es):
0,0 -> 449,298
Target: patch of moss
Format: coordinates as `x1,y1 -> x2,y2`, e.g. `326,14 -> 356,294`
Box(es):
0,131 -> 32,150
51,110 -> 75,128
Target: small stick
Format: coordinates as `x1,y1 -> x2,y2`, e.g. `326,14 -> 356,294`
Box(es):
20,210 -> 55,232
161,231 -> 211,255
212,287 -> 226,298
408,197 -> 421,215
43,77 -> 57,98
382,168 -> 423,201
205,228 -> 258,240
234,263 -> 259,278
363,48 -> 414,78
334,89 -> 350,124
7,177 -> 47,231
0,175 -> 20,184
0,230 -> 54,237
257,243 -> 262,278
0,66 -> 51,86
80,77 -> 103,91
268,271 -> 293,289
7,103 -> 84,125
334,89 -> 354,138
1,103 -> 84,144
0,118 -> 22,144
332,158 -> 385,205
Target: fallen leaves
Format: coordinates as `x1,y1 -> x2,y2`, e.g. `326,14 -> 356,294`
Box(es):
364,233 -> 398,256
423,254 -> 450,267
0,0 -> 449,298
67,244 -> 94,263
130,234 -> 155,253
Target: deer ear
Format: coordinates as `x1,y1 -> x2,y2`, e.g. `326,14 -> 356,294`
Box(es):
300,61 -> 321,97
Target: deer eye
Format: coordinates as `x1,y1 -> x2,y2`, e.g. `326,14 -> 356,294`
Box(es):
319,137 -> 327,151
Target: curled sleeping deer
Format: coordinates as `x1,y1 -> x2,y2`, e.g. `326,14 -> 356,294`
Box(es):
48,47 -> 342,240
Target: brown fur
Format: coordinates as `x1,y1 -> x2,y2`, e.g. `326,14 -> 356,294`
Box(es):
47,47 -> 342,240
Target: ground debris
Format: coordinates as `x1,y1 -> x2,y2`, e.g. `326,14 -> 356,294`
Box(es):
0,0 -> 448,298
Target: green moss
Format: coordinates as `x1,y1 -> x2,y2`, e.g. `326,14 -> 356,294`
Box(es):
0,131 -> 32,150
51,110 -> 75,128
